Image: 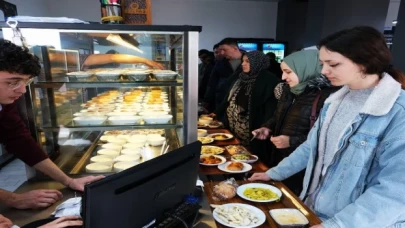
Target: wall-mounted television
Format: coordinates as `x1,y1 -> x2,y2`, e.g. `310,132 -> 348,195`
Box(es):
262,43 -> 285,63
238,43 -> 258,52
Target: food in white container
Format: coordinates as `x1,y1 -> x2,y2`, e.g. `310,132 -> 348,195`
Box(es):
73,112 -> 106,117
198,129 -> 208,137
86,163 -> 111,173
97,149 -> 120,158
199,116 -> 213,125
121,148 -> 143,156
123,143 -> 144,150
90,155 -> 114,166
116,134 -> 132,141
139,111 -> 169,116
73,116 -> 107,126
107,112 -> 136,117
127,137 -> 146,145
143,115 -> 172,124
130,134 -> 147,140
106,138 -> 127,145
147,134 -> 161,139
101,143 -> 122,152
269,209 -> 309,227
147,136 -> 165,146
100,135 -> 116,142
115,154 -> 141,163
113,162 -> 139,172
108,116 -> 142,125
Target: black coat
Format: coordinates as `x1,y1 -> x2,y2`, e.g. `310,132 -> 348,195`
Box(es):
215,70 -> 280,159
203,59 -> 242,112
262,76 -> 340,194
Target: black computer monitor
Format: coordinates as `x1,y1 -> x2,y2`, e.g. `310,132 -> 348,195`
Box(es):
237,42 -> 258,52
262,43 -> 286,63
82,141 -> 202,228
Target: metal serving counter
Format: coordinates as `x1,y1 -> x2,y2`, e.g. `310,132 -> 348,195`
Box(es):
0,180 -> 216,227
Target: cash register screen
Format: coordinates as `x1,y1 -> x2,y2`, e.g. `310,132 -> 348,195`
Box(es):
82,142 -> 202,228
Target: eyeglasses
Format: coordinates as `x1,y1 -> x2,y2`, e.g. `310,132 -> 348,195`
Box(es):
2,77 -> 35,90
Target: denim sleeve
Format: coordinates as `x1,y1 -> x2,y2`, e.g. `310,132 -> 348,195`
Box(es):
265,119 -> 318,180
323,138 -> 405,228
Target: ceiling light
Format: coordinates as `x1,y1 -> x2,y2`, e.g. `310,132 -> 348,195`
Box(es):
393,20 -> 398,25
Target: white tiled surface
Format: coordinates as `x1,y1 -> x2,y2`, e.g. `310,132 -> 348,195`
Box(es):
0,159 -> 27,192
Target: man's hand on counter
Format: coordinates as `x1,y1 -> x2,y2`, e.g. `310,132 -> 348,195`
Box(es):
38,216 -> 83,228
8,190 -> 63,209
248,172 -> 271,182
67,176 -> 105,192
0,214 -> 13,228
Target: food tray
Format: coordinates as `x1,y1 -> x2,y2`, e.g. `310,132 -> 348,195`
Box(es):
152,70 -> 178,81
67,71 -> 94,82
125,70 -> 151,81
95,71 -> 122,81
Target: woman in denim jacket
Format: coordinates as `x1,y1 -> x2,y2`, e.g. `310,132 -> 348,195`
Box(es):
250,26 -> 405,228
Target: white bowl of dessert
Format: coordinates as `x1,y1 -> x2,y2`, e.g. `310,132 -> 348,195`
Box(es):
143,115 -> 172,124
108,116 -> 142,125
86,163 -> 112,173
100,143 -> 122,152
97,149 -> 120,158
90,155 -> 114,166
113,162 -> 139,172
73,116 -> 107,125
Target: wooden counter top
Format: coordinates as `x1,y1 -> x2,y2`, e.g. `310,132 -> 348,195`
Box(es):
203,180 -> 322,228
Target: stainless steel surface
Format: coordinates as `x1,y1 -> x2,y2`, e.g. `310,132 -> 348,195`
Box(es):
0,180 -> 216,227
184,31 -> 199,145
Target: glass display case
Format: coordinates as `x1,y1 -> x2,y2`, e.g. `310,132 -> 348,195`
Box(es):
0,22 -> 201,178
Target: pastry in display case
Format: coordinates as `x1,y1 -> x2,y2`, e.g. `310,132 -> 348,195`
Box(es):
0,22 -> 200,178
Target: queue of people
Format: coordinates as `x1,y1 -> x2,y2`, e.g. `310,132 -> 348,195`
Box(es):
199,26 -> 405,227
0,23 -> 405,227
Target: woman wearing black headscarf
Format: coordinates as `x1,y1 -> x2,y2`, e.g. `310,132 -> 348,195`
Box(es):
213,51 -> 280,158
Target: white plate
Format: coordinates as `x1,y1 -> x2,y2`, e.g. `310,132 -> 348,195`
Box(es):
199,155 -> 226,166
213,203 -> 266,228
208,133 -> 234,141
237,183 -> 282,203
231,155 -> 259,164
218,161 -> 252,173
